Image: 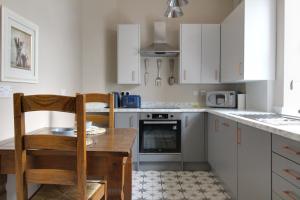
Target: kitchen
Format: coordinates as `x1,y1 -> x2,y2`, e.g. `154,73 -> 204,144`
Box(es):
0,0 -> 299,200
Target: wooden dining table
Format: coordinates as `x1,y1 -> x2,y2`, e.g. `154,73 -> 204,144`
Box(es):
0,127 -> 136,200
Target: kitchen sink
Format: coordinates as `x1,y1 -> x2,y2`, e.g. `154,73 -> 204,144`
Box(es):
232,113 -> 300,126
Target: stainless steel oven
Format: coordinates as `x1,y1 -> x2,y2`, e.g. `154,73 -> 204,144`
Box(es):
139,113 -> 181,153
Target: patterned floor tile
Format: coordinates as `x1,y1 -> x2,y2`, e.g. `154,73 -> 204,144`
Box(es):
132,191 -> 143,200
192,171 -> 212,177
180,176 -> 196,183
183,190 -> 206,200
163,190 -> 185,200
132,170 -> 231,200
200,183 -> 223,192
160,176 -> 178,183
160,171 -> 177,176
198,177 -> 219,184
204,191 -> 231,200
150,191 -> 164,200
177,171 -> 194,177
162,183 -> 181,191
181,183 -> 200,191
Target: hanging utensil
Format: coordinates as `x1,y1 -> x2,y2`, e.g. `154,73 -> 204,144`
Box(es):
144,59 -> 149,86
155,59 -> 162,87
168,59 -> 176,85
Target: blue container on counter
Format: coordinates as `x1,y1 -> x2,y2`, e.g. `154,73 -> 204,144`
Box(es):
121,95 -> 141,108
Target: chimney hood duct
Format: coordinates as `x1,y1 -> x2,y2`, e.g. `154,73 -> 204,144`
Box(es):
140,22 -> 179,57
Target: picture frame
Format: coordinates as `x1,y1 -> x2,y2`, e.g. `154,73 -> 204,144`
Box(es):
1,6 -> 39,83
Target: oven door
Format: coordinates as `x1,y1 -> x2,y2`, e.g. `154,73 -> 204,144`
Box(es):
139,120 -> 181,153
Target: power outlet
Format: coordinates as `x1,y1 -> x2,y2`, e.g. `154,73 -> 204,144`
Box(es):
0,86 -> 12,98
60,89 -> 67,95
193,91 -> 199,96
200,90 -> 207,96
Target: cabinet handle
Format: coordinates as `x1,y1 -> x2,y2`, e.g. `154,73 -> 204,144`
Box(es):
214,119 -> 219,132
283,146 -> 300,155
132,71 -> 136,82
290,80 -> 294,91
237,128 -> 241,144
283,169 -> 300,180
129,116 -> 134,128
283,191 -> 297,200
184,70 -> 187,80
185,116 -> 189,128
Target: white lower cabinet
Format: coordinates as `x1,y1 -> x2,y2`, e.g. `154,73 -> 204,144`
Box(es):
114,113 -> 139,163
208,114 -> 271,200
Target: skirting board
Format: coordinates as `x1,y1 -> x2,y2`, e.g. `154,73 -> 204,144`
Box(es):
135,162 -> 210,171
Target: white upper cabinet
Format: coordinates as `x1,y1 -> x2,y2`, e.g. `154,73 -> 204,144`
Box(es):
221,0 -> 276,83
201,24 -> 220,83
180,24 -> 202,84
180,24 -> 220,84
117,24 -> 140,84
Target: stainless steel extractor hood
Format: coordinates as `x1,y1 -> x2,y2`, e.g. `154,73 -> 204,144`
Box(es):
140,22 -> 179,57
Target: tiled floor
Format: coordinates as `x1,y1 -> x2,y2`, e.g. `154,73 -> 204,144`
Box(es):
132,171 -> 231,200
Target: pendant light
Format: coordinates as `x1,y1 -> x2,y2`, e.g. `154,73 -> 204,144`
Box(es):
165,0 -> 188,18
164,6 -> 183,18
167,0 -> 189,7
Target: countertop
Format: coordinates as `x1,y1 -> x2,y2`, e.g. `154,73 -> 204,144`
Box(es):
86,105 -> 300,142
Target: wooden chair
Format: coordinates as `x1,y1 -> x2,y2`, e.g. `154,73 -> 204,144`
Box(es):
13,93 -> 107,200
83,93 -> 114,128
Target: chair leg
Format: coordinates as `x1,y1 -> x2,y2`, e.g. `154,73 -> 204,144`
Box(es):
103,181 -> 107,200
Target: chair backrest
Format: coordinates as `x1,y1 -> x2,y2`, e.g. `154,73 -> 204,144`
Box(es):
84,93 -> 114,128
13,93 -> 87,200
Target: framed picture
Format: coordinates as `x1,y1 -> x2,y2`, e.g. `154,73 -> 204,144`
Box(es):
1,6 -> 39,83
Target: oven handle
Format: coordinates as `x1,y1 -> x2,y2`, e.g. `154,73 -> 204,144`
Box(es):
143,121 -> 178,125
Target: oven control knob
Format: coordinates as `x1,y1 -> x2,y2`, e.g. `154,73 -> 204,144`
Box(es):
170,115 -> 174,118
147,114 -> 151,118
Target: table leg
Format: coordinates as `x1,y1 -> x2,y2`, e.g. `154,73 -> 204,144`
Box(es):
0,174 -> 7,200
124,154 -> 132,200
107,157 -> 125,200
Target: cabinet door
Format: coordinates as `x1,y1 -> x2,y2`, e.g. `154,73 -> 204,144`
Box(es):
180,24 -> 202,84
182,113 -> 205,162
238,124 -> 271,200
117,24 -> 140,84
208,115 -> 237,199
201,24 -> 220,83
217,117 -> 238,200
221,3 -> 244,83
115,113 -> 139,162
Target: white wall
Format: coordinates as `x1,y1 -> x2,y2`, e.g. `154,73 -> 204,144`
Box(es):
81,0 -> 245,105
273,0 -> 285,111
246,81 -> 274,112
0,0 -> 82,199
233,0 -> 242,8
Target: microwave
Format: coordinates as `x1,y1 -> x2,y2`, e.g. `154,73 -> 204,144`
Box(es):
206,91 -> 236,108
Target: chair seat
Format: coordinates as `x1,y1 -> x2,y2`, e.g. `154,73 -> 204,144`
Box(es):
30,182 -> 105,200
